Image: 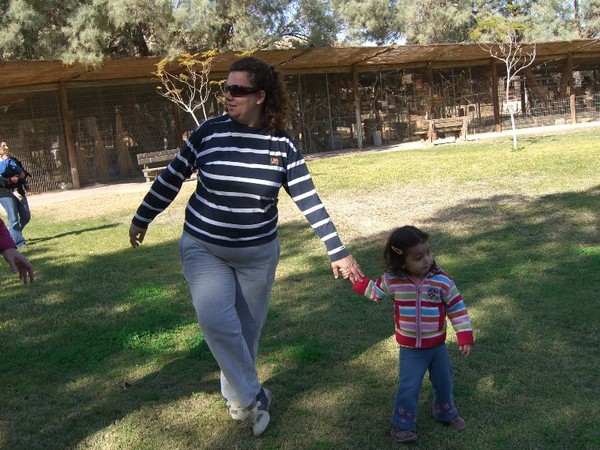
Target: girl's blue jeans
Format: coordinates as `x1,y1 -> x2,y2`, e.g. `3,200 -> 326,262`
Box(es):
392,343 -> 459,431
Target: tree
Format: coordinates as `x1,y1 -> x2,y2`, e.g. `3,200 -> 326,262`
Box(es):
1,0 -> 598,66
396,0 -> 475,44
526,0 -> 581,40
0,0 -> 72,61
154,50 -> 219,126
472,0 -> 600,40
333,0 -> 401,44
334,0 -> 475,45
0,0 -> 341,65
578,0 -> 600,38
472,17 -> 537,150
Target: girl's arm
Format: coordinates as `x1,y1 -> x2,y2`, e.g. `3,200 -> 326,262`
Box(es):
352,277 -> 389,302
442,278 -> 474,347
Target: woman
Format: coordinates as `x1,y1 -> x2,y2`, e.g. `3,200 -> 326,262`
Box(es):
129,57 -> 363,436
1,218 -> 35,284
0,141 -> 31,248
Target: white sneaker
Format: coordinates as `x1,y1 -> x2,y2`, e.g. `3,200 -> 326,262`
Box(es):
226,400 -> 251,421
250,388 -> 272,437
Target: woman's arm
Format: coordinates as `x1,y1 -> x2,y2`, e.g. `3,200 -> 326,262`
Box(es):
282,138 -> 363,281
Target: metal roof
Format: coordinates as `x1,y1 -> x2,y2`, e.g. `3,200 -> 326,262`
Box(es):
1,39 -> 599,103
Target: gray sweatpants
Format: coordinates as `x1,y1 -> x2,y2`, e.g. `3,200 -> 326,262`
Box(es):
179,231 -> 280,408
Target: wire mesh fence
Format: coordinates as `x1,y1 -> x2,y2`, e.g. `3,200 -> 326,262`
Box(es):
1,66 -> 598,193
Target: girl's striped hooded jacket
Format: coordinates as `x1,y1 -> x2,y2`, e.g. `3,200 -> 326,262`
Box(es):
353,265 -> 474,349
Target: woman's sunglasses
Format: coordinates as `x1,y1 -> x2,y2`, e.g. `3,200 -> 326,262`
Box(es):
222,84 -> 261,98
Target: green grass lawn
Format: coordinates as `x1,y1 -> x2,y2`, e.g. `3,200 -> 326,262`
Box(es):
1,129 -> 599,449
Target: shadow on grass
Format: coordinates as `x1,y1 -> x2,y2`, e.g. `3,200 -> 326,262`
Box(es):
1,184 -> 599,449
26,223 -> 120,244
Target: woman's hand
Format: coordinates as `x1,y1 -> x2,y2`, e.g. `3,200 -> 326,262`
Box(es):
129,224 -> 147,248
3,248 -> 35,284
331,255 -> 364,283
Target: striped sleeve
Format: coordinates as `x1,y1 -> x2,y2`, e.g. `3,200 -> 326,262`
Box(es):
353,277 -> 390,302
131,130 -> 199,229
440,275 -> 474,345
283,139 -> 350,262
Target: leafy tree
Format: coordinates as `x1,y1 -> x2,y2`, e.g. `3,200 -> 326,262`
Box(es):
335,0 -> 475,44
333,0 -> 401,44
1,0 -> 598,65
0,0 -> 71,60
472,0 -> 600,40
578,0 -> 600,37
0,0 -> 340,64
396,0 -> 475,44
526,0 -> 580,40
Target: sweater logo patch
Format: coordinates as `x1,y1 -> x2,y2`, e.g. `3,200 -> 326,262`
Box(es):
426,288 -> 438,300
270,156 -> 279,166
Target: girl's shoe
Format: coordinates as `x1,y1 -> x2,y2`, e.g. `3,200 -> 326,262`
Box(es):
447,415 -> 466,430
390,425 -> 417,443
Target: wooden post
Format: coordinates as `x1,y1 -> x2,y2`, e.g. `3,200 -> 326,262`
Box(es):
59,81 -> 80,189
427,62 -> 435,118
325,73 -> 335,151
490,59 -> 501,132
352,65 -> 363,149
567,53 -> 577,124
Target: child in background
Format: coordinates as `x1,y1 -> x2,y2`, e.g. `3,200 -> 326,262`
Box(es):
352,225 -> 474,443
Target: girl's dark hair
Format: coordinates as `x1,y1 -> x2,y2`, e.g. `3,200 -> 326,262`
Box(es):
229,57 -> 289,134
384,225 -> 430,274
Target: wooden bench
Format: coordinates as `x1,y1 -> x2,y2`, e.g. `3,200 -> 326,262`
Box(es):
414,116 -> 468,143
136,149 -> 179,182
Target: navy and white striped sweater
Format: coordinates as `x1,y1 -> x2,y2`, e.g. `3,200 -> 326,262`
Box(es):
132,115 -> 350,262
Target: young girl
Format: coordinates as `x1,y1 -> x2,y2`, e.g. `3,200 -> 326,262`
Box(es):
352,225 -> 474,443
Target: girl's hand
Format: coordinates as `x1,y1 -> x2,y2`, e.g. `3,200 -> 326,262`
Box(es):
459,344 -> 472,357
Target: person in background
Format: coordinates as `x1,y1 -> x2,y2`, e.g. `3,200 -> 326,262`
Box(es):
129,57 -> 363,437
0,218 -> 35,284
352,225 -> 473,443
0,141 -> 31,248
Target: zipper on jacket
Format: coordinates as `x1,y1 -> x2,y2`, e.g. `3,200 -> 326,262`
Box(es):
415,282 -> 422,347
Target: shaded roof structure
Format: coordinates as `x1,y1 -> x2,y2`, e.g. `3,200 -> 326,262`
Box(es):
1,39 -> 600,106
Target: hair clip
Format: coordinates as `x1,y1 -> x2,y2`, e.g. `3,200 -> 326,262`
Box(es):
391,246 -> 403,255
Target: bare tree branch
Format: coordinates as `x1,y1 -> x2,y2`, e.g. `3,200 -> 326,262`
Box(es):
154,49 -> 219,126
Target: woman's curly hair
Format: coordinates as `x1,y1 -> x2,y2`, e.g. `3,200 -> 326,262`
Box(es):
229,57 -> 289,134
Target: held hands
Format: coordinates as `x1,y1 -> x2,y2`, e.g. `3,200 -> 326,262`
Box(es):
3,248 -> 35,284
331,255 -> 364,283
129,224 -> 147,248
